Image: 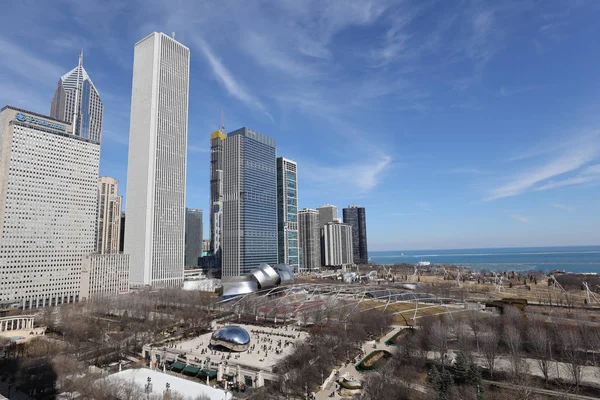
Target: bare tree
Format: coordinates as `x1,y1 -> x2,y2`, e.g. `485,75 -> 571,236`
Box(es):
480,327 -> 500,378
527,318 -> 552,383
466,311 -> 484,353
504,323 -> 525,378
430,317 -> 449,366
558,328 -> 584,389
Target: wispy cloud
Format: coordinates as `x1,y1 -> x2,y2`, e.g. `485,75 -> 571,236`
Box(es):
192,37 -> 273,122
389,212 -> 419,217
485,133 -> 600,201
533,163 -> 600,191
304,155 -> 392,195
416,202 -> 432,212
512,215 -> 530,223
445,167 -> 482,174
500,85 -> 542,96
552,203 -> 575,212
188,144 -> 209,154
0,37 -> 65,85
102,130 -> 129,146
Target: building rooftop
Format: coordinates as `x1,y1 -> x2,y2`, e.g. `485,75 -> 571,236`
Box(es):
107,368 -> 232,400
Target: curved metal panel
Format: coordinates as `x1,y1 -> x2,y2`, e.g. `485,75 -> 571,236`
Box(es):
250,263 -> 280,289
210,326 -> 251,352
222,277 -> 258,297
273,264 -> 294,283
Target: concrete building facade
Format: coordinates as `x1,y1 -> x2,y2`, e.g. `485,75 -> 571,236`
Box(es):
96,176 -> 122,254
276,157 -> 299,271
124,32 -> 190,287
298,208 -> 321,272
316,204 -> 338,228
322,222 -> 353,268
342,205 -> 369,264
0,106 -> 100,308
222,127 -> 277,277
185,208 -> 203,267
80,253 -> 130,300
50,52 -> 103,143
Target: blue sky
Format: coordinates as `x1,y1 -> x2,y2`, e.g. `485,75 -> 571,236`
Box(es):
1,0 -> 599,250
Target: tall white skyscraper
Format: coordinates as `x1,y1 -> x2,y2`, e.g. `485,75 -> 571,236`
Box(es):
96,176 -> 122,254
0,106 -> 100,308
322,222 -> 353,268
124,32 -> 190,287
50,51 -> 103,143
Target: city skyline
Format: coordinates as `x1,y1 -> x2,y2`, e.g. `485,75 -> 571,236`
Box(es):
1,1 -> 600,250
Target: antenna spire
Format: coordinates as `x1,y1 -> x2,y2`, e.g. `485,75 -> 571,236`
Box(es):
172,32 -> 176,39
221,109 -> 225,131
79,49 -> 83,67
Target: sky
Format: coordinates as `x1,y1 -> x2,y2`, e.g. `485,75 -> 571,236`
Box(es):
0,0 -> 599,251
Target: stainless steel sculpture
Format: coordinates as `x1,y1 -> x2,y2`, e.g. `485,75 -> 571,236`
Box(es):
210,326 -> 251,352
221,263 -> 295,297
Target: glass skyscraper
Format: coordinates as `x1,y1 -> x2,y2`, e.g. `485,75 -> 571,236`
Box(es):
185,208 -> 203,267
342,205 -> 369,264
209,128 -> 225,271
222,127 -> 277,276
50,51 -> 103,143
277,157 -> 299,271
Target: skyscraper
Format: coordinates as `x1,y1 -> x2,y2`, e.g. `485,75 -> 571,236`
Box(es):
185,208 -> 203,267
222,127 -> 277,276
0,106 -> 100,308
124,32 -> 190,287
316,204 -> 338,227
343,205 -> 369,264
276,157 -> 299,271
50,51 -> 103,143
322,222 -> 353,268
298,208 -> 321,272
96,177 -> 122,254
209,127 -> 225,268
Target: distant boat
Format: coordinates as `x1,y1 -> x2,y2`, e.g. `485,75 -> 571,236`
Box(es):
401,253 -> 404,256
417,260 -> 431,267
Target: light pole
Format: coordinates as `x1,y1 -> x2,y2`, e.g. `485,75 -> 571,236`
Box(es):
145,376 -> 152,400
165,382 -> 171,399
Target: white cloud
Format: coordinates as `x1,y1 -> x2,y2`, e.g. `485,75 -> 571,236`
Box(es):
303,155 -> 392,195
512,215 -> 529,223
102,130 -> 129,146
552,203 -> 574,212
188,144 -> 209,154
485,133 -> 600,201
500,85 -> 542,97
0,38 -> 65,86
192,37 -> 273,121
445,167 -> 482,174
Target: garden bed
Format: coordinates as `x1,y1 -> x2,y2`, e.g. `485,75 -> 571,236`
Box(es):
356,350 -> 392,372
385,328 -> 415,346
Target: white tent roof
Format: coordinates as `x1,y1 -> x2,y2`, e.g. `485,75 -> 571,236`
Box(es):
108,368 -> 232,400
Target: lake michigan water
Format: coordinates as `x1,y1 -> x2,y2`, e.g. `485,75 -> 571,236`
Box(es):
369,246 -> 600,273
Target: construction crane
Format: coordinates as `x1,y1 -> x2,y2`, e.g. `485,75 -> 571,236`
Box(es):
492,272 -> 503,292
456,270 -> 463,288
583,282 -> 600,306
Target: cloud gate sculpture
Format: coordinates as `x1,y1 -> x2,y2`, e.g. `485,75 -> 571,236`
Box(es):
221,263 -> 294,297
210,326 -> 251,352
